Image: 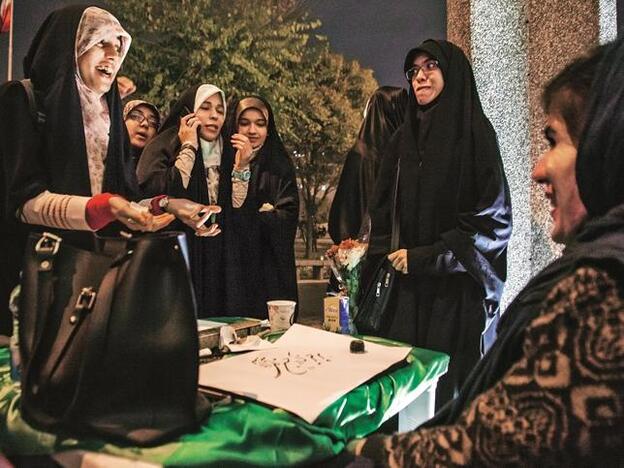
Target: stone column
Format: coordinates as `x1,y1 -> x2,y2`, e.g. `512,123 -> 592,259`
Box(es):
446,0 -> 617,307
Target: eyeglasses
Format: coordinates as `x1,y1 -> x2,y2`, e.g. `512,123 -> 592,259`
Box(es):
405,59 -> 440,82
127,110 -> 159,129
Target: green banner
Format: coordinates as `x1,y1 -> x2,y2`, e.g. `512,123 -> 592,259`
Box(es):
0,337 -> 448,466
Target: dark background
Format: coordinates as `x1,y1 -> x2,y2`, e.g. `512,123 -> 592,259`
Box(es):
0,1 -> 621,88
0,0 -> 445,86
306,0 -> 446,86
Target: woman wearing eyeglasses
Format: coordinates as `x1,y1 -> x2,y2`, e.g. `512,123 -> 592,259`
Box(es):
123,99 -> 160,168
0,6 -> 220,336
365,39 -> 512,409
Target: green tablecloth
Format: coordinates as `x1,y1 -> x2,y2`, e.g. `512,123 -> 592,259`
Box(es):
0,337 -> 448,466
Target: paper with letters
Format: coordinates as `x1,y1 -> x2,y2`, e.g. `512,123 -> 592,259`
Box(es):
198,324 -> 411,423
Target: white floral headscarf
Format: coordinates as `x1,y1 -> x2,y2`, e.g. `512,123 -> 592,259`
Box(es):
73,7 -> 131,195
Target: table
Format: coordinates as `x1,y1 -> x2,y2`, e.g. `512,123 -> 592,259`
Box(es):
0,337 -> 448,466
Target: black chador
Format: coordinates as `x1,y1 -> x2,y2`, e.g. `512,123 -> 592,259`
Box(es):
223,96 -> 299,319
366,40 -> 512,408
0,6 -> 136,333
138,85 -> 233,318
329,86 -> 408,243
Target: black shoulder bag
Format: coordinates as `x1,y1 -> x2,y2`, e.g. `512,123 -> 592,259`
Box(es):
355,160 -> 401,335
18,231 -> 209,446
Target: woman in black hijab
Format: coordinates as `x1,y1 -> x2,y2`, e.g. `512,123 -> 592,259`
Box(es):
0,6 -> 216,333
138,84 -> 231,318
0,6 -> 146,232
329,86 -> 408,243
223,96 -> 299,318
365,40 -> 512,408
351,39 -> 623,467
0,6 -> 179,336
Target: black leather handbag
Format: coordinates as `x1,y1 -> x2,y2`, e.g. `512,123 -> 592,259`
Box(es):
355,160 -> 401,335
18,231 -> 209,446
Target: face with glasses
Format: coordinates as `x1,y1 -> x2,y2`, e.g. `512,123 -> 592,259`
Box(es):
406,53 -> 444,106
125,105 -> 159,149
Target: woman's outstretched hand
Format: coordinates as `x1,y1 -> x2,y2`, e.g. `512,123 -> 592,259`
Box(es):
167,198 -> 222,237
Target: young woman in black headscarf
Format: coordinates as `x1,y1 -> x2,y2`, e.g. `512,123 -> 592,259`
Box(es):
351,38 -> 623,467
364,40 -> 513,409
138,84 -> 235,317
223,96 -> 299,318
329,86 -> 408,243
0,6 -> 218,334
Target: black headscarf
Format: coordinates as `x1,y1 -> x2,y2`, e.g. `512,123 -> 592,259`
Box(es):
231,95 -> 298,190
369,40 -> 512,311
222,95 -> 299,317
13,5 -> 138,211
425,39 -> 624,428
329,86 -> 408,243
576,38 -> 624,217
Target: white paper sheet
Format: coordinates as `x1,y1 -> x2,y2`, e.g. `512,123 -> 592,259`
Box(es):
198,324 -> 411,423
224,334 -> 274,352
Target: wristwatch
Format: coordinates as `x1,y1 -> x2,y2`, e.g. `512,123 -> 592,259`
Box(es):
158,195 -> 170,212
232,168 -> 251,182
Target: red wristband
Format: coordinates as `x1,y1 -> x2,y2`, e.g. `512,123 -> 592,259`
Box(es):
86,193 -> 116,230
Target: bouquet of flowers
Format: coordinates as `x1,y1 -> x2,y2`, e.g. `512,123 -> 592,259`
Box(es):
325,238 -> 368,334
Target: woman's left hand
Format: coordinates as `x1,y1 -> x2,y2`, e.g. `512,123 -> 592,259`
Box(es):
388,249 -> 409,274
231,133 -> 254,169
167,198 -> 222,237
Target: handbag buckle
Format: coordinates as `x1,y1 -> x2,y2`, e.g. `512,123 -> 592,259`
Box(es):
74,287 -> 97,313
35,232 -> 62,256
70,287 -> 97,324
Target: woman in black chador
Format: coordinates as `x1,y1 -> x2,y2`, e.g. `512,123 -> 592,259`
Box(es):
138,84 -> 232,318
329,86 -> 408,243
224,96 -> 299,318
365,40 -> 512,408
0,6 -> 210,334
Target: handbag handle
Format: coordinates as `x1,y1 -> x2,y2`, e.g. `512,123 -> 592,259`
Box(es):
390,159 -> 401,252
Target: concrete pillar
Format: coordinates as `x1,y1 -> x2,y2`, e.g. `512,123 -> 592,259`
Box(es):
447,0 -> 617,307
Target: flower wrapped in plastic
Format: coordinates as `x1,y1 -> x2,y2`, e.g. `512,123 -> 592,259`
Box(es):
325,238 -> 368,334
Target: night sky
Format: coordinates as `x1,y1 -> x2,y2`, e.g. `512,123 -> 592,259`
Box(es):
2,1 -> 622,86
0,0 -> 445,87
306,0 -> 446,86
